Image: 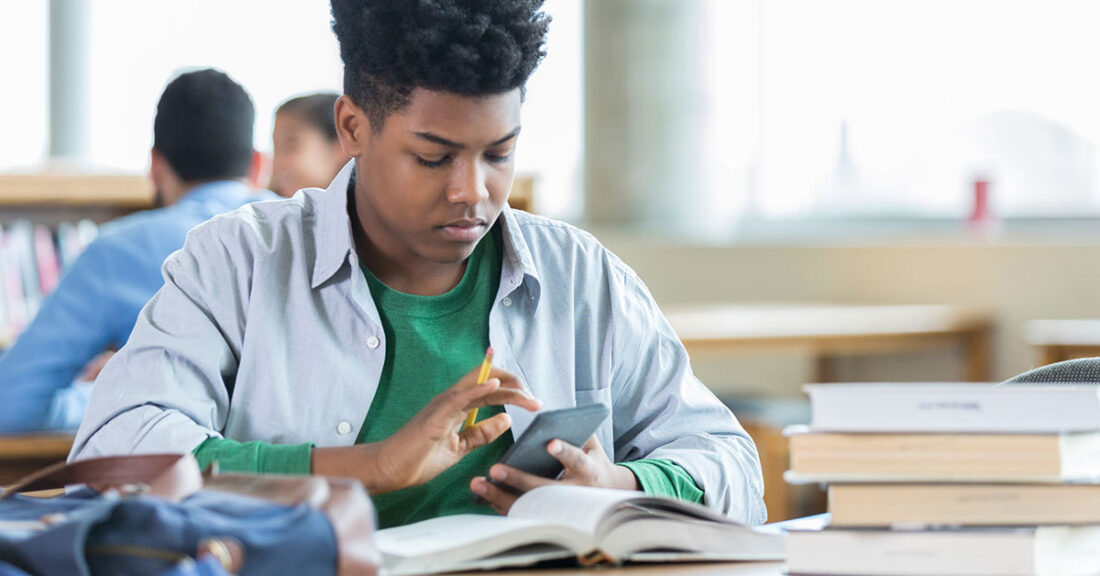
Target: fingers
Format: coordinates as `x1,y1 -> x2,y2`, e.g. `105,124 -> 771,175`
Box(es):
548,438 -> 592,475
456,378 -> 541,413
488,463 -> 553,494
454,364 -> 521,390
471,476 -> 520,515
459,412 -> 512,450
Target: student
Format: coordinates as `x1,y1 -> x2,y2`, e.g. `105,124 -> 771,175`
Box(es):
0,69 -> 277,433
72,1 -> 766,528
269,92 -> 350,198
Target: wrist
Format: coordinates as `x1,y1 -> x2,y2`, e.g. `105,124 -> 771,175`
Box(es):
312,443 -> 403,495
614,463 -> 642,491
359,440 -> 405,494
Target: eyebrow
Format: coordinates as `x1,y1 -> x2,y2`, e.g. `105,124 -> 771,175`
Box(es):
413,126 -> 522,149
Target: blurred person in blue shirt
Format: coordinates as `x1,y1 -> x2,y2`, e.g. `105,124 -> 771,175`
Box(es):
0,68 -> 278,433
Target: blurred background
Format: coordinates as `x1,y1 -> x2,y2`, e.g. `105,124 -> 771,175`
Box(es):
5,0 -> 1100,519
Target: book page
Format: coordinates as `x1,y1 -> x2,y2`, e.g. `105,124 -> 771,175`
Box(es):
375,515 -> 540,559
509,485 -> 644,535
374,514 -> 587,574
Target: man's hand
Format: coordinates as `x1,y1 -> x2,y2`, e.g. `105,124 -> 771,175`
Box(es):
313,363 -> 540,494
469,435 -> 640,515
77,350 -> 116,383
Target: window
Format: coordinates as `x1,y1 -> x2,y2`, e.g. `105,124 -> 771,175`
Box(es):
0,0 -> 583,222
712,0 -> 1100,219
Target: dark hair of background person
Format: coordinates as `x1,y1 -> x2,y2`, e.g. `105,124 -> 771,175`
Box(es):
277,92 -> 340,142
153,68 -> 255,182
329,0 -> 551,130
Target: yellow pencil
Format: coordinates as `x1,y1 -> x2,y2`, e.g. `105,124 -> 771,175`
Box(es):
464,347 -> 494,429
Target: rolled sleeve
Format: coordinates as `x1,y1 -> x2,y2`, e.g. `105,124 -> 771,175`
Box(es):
70,223 -> 245,461
608,264 -> 766,525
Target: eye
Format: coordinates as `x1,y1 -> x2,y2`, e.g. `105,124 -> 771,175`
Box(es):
415,155 -> 449,168
485,150 -> 513,164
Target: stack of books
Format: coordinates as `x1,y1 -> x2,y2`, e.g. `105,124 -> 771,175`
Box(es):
785,383 -> 1100,576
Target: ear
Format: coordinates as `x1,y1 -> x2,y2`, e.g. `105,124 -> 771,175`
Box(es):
149,148 -> 164,190
248,150 -> 270,188
334,95 -> 369,158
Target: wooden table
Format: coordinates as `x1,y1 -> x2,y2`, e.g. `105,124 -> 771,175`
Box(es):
1025,319 -> 1100,366
665,303 -> 994,383
0,433 -> 74,486
664,303 -> 994,522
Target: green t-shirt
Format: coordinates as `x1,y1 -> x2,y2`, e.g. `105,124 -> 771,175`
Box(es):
357,225 -> 508,528
194,225 -> 705,526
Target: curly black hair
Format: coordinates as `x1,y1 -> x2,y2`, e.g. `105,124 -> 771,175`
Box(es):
330,0 -> 550,129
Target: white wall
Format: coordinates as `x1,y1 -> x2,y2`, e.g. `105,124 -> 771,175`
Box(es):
595,232 -> 1100,398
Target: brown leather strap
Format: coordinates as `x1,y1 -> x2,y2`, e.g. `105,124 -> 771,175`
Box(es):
0,453 -> 203,503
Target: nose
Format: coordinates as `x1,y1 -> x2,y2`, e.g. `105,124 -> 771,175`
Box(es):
446,158 -> 489,206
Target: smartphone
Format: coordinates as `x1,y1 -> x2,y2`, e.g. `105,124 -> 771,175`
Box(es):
475,403 -> 610,502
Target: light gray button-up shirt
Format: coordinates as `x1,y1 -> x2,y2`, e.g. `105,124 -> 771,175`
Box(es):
71,162 -> 766,525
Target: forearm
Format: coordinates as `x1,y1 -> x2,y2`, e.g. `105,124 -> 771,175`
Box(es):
194,437 -> 312,475
311,443 -> 396,495
619,458 -> 703,502
644,432 -> 766,525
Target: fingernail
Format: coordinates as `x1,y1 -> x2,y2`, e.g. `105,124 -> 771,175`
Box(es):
490,467 -> 507,480
473,482 -> 487,495
550,440 -> 563,454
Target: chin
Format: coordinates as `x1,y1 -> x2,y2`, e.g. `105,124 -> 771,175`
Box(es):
427,242 -> 479,265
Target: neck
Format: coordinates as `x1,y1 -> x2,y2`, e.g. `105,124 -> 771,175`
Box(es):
162,178 -> 245,206
349,186 -> 467,296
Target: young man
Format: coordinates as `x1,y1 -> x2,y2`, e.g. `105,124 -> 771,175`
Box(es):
72,0 -> 765,528
0,69 -> 275,434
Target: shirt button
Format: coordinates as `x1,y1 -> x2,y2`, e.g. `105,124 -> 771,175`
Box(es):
337,421 -> 352,435
502,297 -> 513,307
366,336 -> 380,349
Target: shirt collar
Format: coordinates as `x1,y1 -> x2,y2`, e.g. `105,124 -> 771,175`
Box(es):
311,160 -> 357,289
310,159 -> 543,299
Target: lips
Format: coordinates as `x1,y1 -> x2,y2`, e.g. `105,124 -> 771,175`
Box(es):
439,218 -> 486,242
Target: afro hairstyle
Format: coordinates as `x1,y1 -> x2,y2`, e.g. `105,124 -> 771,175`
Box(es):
330,0 -> 551,129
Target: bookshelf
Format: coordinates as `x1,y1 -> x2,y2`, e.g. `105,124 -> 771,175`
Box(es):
0,173 -> 153,228
0,173 -> 153,208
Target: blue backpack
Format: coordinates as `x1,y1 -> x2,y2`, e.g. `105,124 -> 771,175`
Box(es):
0,454 -> 379,576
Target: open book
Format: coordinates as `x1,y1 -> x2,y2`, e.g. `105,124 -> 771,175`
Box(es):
374,485 -> 785,576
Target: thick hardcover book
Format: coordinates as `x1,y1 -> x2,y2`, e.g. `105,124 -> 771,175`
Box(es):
374,485 -> 785,575
828,483 -> 1100,527
804,383 -> 1100,433
785,427 -> 1100,483
788,525 -> 1100,576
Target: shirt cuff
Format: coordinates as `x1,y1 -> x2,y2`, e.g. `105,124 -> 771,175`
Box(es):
193,437 -> 313,475
618,458 -> 705,503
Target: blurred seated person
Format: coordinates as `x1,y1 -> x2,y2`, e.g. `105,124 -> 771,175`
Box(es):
269,92 -> 349,197
0,68 -> 278,433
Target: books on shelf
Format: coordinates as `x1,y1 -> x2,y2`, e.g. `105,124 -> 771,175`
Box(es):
373,485 -> 785,576
0,218 -> 96,346
804,383 -> 1100,433
785,427 -> 1100,483
787,525 -> 1100,576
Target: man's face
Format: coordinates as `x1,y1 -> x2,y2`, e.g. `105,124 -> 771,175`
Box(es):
271,112 -> 346,198
354,88 -> 521,269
